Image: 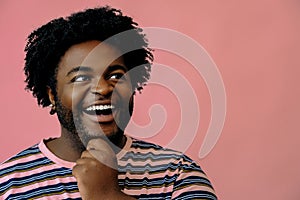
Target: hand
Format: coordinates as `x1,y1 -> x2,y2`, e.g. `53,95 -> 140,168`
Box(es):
72,138 -> 134,200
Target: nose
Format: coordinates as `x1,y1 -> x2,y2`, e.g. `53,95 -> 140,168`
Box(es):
91,77 -> 113,97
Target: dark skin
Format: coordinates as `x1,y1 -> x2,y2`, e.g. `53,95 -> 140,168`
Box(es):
46,40 -> 136,200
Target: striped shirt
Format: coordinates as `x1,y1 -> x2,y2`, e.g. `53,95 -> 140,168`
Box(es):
0,135 -> 217,199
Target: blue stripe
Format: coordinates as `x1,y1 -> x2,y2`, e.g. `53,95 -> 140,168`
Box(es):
0,157 -> 52,176
174,175 -> 212,188
122,152 -> 182,161
119,175 -> 177,187
2,145 -> 40,164
7,182 -> 78,199
14,145 -> 39,157
174,191 -> 217,200
0,168 -> 72,194
134,192 -> 173,200
119,162 -> 182,173
132,140 -> 163,149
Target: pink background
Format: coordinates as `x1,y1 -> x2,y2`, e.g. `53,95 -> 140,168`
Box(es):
1,0 -> 300,199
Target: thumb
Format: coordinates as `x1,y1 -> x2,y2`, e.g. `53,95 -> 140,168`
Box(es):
86,138 -> 117,169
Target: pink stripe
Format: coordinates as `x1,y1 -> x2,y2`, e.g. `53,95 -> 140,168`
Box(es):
39,140 -> 75,169
118,169 -> 180,180
0,163 -> 71,183
2,176 -> 77,199
36,192 -> 81,200
130,147 -> 182,156
0,153 -> 44,170
123,184 -> 175,196
117,135 -> 132,159
178,170 -> 208,179
118,170 -> 207,183
118,159 -> 178,167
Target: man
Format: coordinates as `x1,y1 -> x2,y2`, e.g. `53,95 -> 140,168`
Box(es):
0,6 -> 217,199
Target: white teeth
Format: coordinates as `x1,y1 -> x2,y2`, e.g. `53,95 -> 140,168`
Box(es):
86,105 -> 114,111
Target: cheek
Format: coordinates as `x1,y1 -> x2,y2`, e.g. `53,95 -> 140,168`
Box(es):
112,84 -> 133,103
57,85 -> 87,109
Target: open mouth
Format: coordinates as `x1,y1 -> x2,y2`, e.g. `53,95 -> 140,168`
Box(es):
82,104 -> 117,123
84,104 -> 115,116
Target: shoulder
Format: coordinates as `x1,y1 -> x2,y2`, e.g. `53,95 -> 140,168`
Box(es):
0,143 -> 77,199
0,144 -> 42,195
123,137 -> 207,176
125,137 -> 190,164
0,143 -> 49,178
0,143 -> 41,167
128,137 -> 199,164
130,137 -> 184,156
121,137 -> 218,199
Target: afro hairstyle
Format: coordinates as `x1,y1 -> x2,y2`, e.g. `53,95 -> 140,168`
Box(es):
24,6 -> 153,107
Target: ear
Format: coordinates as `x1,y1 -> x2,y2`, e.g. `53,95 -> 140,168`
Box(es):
47,86 -> 55,105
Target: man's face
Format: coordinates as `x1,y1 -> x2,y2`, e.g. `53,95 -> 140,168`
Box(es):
50,40 -> 133,147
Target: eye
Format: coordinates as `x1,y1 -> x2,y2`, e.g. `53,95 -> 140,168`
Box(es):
109,73 -> 125,81
71,75 -> 91,82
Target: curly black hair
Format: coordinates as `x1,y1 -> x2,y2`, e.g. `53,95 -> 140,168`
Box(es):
24,6 -> 153,107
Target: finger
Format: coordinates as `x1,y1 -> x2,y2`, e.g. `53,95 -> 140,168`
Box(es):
80,150 -> 94,159
87,138 -> 114,154
73,157 -> 99,176
82,146 -> 107,162
76,157 -> 93,166
72,164 -> 82,178
86,138 -> 117,168
78,151 -> 107,167
80,148 -> 116,168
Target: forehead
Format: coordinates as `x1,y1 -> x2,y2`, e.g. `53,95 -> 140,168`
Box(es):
57,40 -> 124,75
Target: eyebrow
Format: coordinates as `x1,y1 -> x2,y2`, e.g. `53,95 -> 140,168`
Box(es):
66,64 -> 128,77
66,66 -> 92,76
105,65 -> 128,73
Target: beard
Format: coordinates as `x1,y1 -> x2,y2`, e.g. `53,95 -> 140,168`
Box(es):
55,99 -> 127,151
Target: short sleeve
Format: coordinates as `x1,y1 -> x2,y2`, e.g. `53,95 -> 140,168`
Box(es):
171,155 -> 217,200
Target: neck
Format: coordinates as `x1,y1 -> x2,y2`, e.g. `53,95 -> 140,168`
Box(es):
45,133 -> 84,162
45,127 -> 127,162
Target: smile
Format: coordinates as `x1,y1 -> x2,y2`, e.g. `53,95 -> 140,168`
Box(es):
83,104 -> 116,123
86,104 -> 114,111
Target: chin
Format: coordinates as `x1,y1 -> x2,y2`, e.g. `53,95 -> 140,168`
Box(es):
81,125 -> 122,146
